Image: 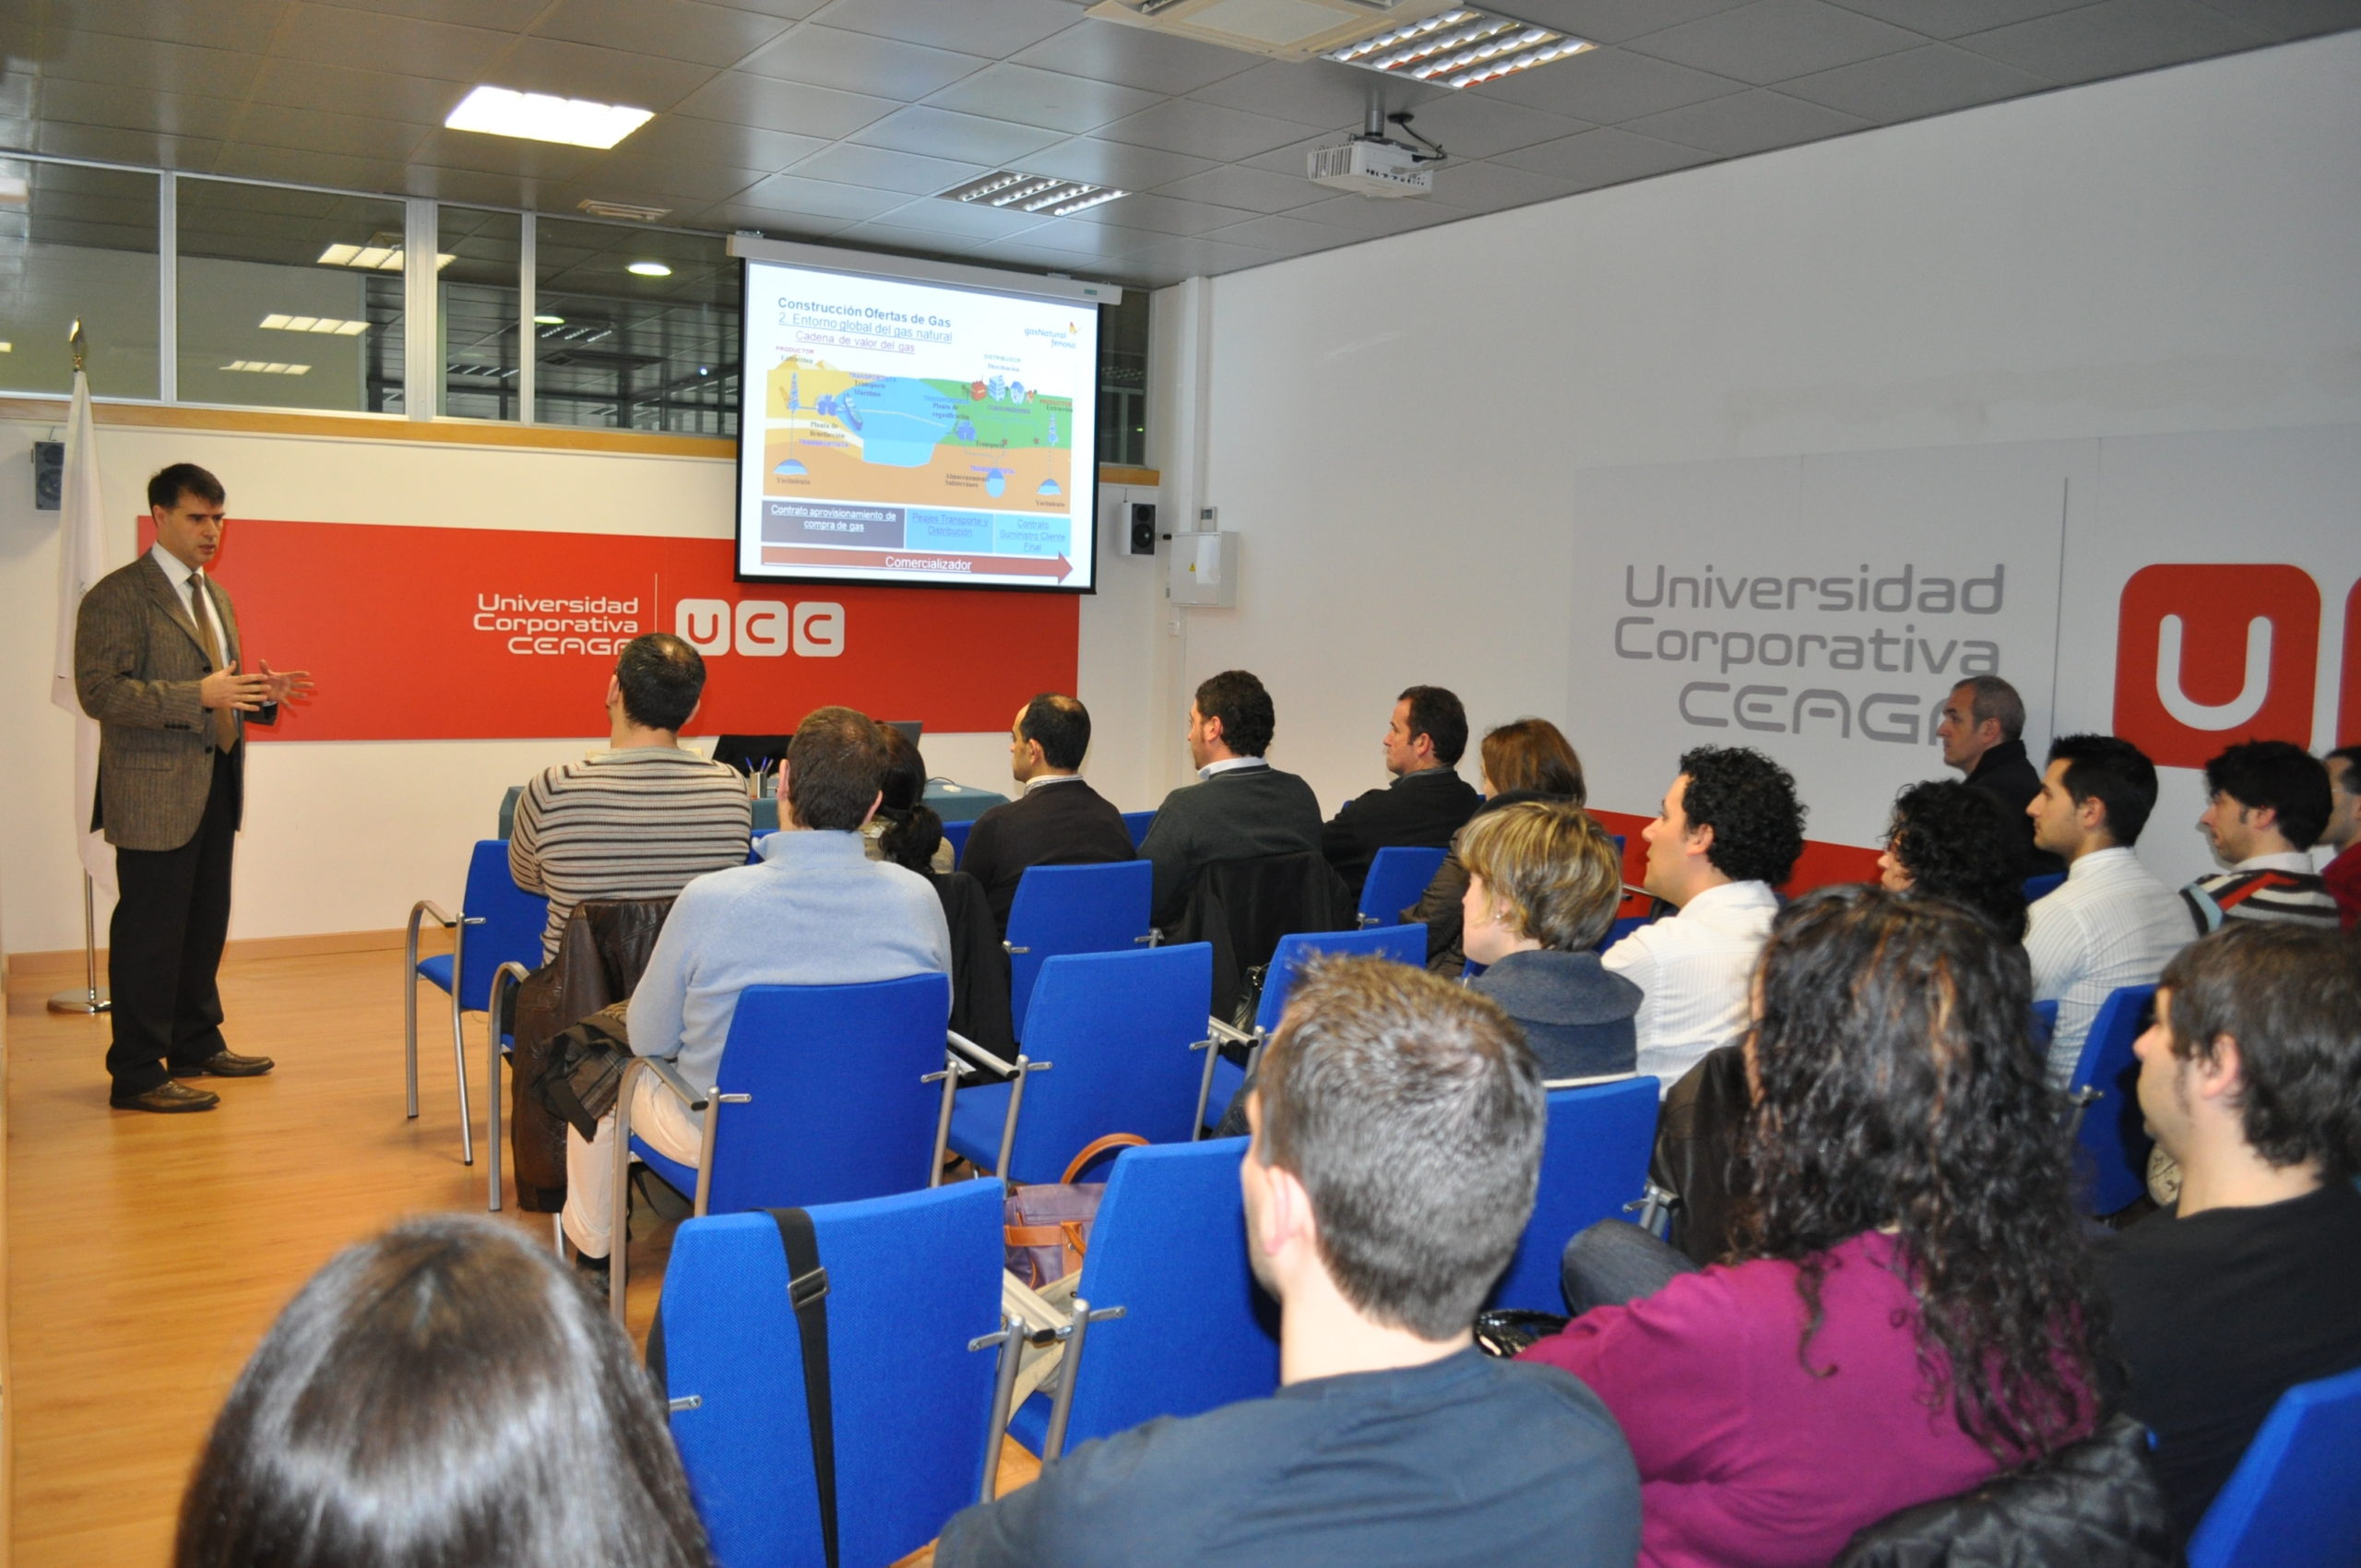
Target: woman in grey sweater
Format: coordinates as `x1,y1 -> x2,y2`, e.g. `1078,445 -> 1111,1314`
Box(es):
1460,800 -> 1640,1081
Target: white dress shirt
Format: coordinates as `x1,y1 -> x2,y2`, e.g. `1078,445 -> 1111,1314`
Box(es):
1198,755 -> 1265,779
2024,847 -> 2190,1087
148,544 -> 212,630
1601,879 -> 1779,1092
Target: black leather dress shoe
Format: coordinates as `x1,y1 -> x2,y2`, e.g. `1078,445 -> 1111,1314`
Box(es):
170,1050 -> 276,1079
111,1080 -> 221,1112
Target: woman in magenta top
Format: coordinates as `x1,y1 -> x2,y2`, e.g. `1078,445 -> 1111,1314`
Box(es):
1523,886 -> 2100,1568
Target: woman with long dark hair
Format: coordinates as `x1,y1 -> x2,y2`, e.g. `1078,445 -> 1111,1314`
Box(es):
176,1216 -> 712,1568
1880,778 -> 2031,938
1523,885 -> 2099,1567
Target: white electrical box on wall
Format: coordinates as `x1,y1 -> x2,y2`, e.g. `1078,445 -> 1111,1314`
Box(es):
1169,531 -> 1239,607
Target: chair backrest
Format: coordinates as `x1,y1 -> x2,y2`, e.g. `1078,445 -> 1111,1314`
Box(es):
497,783 -> 524,839
703,975 -> 953,1214
1053,1138 -> 1281,1449
1596,913 -> 1649,956
942,817 -> 974,865
2031,999 -> 2060,1054
2187,1363 -> 2361,1568
1121,810 -> 1156,849
1005,861 -> 1155,1034
658,1182 -> 1003,1568
2024,871 -> 2067,903
457,838 -> 549,1009
1490,1076 -> 1662,1313
2067,983 -> 2158,1216
1356,844 -> 1448,926
1254,923 -> 1426,1034
1002,945 -> 1214,1182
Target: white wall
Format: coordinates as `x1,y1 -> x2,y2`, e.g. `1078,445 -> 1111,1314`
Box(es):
0,422 -> 1162,954
1157,32 -> 2361,884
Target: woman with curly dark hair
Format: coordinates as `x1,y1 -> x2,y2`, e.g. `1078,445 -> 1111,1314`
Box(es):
1524,885 -> 2099,1567
1880,778 -> 2031,938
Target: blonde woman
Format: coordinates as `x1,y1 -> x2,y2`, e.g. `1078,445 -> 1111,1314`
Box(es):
1460,800 -> 1640,1081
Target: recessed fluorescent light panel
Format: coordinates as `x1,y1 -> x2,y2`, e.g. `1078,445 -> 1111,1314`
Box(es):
1324,8 -> 1591,89
315,244 -> 455,271
260,314 -> 368,336
220,361 -> 311,374
445,85 -> 653,149
626,261 -> 672,277
938,171 -> 1128,218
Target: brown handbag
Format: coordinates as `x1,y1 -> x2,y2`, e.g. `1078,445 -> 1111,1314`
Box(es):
1002,1134 -> 1150,1288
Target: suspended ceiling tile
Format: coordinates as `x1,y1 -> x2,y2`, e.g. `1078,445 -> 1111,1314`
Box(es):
1952,0 -> 2272,79
1022,135 -> 1218,189
403,165 -> 552,206
54,0 -> 292,55
731,169 -> 912,220
36,77 -> 245,139
1240,128 -> 1348,175
1419,156 -> 1589,209
1821,0 -> 2108,40
1477,47 -> 1748,124
1504,0 -> 1759,45
1055,190 -> 1260,233
1287,189 -> 1483,232
488,36 -> 721,111
693,199 -> 856,237
531,0 -> 795,68
314,0 -> 552,28
1097,97 -> 1308,162
921,61 -> 1166,134
1394,89 -> 1594,159
35,30 -> 267,99
211,142 -> 416,192
1625,0 -> 1927,84
1155,162 -> 1338,214
1202,209 -> 1365,253
807,0 -> 1089,59
859,192 -> 1060,238
2189,0 -> 2361,41
1009,17 -> 1264,95
570,149 -> 773,202
1115,232 -> 1287,279
269,6 -> 512,81
1011,215 -> 1178,256
670,71 -> 904,138
1622,85 -> 1873,153
231,101 -> 433,160
30,121 -> 221,169
1184,57 -> 1438,129
849,104 -> 1067,163
246,58 -> 471,125
787,139 -> 993,195
1491,124 -> 1721,184
1778,41 -> 2055,119
408,126 -> 606,181
608,113 -> 828,175
695,0 -> 833,18
737,23 -> 987,99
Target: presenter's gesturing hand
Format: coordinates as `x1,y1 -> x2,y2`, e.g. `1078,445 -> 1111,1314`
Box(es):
257,660 -> 315,705
201,667 -> 275,712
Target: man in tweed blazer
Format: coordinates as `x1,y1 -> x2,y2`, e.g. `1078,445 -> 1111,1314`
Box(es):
75,463 -> 312,1112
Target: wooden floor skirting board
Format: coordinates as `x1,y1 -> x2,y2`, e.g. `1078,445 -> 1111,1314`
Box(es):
5,927 -> 432,991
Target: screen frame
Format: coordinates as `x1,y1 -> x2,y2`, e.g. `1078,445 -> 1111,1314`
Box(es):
730,255 -> 1106,597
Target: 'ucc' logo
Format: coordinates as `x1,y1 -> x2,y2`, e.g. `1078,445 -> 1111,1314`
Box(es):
2112,564 -> 2319,769
673,599 -> 845,658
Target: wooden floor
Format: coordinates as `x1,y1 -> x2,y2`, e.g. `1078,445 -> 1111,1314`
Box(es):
5,944 -> 1031,1566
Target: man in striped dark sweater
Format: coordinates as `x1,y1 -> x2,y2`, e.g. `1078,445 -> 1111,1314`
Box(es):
2181,740 -> 2341,933
509,634 -> 753,961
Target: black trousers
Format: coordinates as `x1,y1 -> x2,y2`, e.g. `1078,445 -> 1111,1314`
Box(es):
106,748 -> 238,1094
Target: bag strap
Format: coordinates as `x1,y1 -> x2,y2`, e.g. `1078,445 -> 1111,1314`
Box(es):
1061,1132 -> 1150,1185
768,1207 -> 837,1568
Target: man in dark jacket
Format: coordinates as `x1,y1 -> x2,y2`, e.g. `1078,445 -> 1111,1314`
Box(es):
1937,675 -> 2063,877
959,693 -> 1134,935
1320,684 -> 1483,902
1141,671 -> 1323,928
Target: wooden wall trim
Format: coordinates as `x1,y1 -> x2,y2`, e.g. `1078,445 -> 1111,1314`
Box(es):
1,395 -> 1161,483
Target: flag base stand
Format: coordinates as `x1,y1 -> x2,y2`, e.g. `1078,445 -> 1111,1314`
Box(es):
47,871 -> 112,1015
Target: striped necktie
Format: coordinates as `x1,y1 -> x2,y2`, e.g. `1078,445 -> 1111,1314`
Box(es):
188,574 -> 238,752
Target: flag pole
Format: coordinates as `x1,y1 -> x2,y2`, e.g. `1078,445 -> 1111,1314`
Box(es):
49,318 -> 112,1016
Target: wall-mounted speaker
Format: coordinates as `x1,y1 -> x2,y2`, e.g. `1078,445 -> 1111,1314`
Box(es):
33,441 -> 64,511
1127,501 -> 1157,555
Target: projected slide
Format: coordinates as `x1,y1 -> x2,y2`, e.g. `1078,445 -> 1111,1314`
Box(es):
735,258 -> 1100,592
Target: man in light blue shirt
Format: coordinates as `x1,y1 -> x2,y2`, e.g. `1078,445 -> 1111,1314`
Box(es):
561,706 -> 951,1265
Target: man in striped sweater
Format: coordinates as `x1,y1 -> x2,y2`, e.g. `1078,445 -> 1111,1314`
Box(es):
509,634 -> 752,961
2182,740 -> 2342,933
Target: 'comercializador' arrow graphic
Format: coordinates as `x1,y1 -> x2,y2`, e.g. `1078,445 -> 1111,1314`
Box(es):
762,545 -> 1072,580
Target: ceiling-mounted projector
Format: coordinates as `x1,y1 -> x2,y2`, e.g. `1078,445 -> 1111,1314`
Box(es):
1309,138 -> 1432,197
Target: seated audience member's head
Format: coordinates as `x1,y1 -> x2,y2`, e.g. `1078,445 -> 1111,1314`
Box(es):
1384,685 -> 1469,778
608,633 -> 706,737
2140,922 -> 2361,1188
175,1216 -> 712,1568
1640,745 -> 1805,907
784,706 -> 888,832
1936,675 -> 2026,775
1880,779 -> 2032,938
1010,693 -> 1091,785
1459,801 -> 1622,966
1746,885 -> 2096,1461
1188,670 -> 1275,770
1478,718 -> 1586,803
1245,956 -> 1544,1343
2199,740 -> 2333,864
2324,744 -> 2361,852
874,722 -> 944,873
2030,733 -> 2157,860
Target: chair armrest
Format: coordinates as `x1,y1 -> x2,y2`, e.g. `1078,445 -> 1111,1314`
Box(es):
947,1029 -> 1022,1080
637,1053 -> 709,1114
1206,1017 -> 1259,1049
487,961 -> 531,1046
409,899 -> 460,933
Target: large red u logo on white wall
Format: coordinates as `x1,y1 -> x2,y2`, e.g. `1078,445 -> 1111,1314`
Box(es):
2114,564 -> 2320,769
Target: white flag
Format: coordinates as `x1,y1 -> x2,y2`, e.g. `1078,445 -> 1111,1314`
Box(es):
53,367 -> 116,894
